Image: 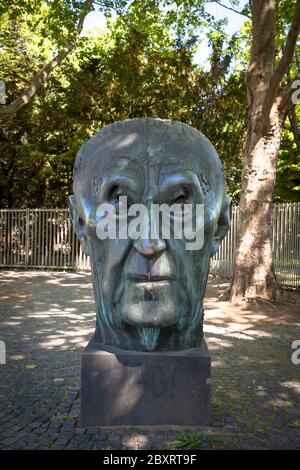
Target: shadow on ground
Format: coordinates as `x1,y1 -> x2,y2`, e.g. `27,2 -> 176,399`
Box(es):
0,271 -> 299,449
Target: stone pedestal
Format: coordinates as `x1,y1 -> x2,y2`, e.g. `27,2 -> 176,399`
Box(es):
81,337 -> 211,427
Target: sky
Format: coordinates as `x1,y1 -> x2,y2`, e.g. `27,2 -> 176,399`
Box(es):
205,1 -> 247,32
83,1 -> 248,67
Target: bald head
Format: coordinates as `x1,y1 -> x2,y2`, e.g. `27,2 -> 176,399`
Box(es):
73,118 -> 226,212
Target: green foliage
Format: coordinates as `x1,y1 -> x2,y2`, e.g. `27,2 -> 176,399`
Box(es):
0,0 -> 299,208
276,112 -> 300,202
166,428 -> 206,450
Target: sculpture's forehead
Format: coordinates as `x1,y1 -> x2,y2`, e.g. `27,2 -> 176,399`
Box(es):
73,123 -> 225,205
85,130 -> 216,176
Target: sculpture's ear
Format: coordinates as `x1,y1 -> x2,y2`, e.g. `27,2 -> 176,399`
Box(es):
210,195 -> 232,257
68,195 -> 90,256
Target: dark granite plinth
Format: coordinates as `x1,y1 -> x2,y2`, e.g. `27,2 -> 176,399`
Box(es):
81,337 -> 211,427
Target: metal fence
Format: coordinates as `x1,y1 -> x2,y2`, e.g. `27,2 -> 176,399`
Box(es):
0,209 -> 89,271
0,204 -> 299,285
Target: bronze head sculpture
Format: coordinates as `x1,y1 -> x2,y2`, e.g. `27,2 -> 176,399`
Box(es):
69,118 -> 231,352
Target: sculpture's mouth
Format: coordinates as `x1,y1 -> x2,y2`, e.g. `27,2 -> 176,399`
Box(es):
125,274 -> 175,283
120,277 -> 177,327
131,280 -> 172,301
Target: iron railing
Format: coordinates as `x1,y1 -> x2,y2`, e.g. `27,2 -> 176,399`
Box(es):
0,204 -> 299,286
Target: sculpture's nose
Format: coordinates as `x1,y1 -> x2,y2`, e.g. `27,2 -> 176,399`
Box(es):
133,203 -> 166,258
133,237 -> 166,258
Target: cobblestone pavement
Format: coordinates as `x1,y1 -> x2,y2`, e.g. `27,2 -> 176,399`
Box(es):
0,271 -> 299,450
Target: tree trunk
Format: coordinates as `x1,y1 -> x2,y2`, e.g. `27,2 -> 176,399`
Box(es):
229,0 -> 300,302
230,102 -> 284,302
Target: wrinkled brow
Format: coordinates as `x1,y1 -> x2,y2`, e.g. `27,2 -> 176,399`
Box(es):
96,167 -> 143,201
159,172 -> 205,200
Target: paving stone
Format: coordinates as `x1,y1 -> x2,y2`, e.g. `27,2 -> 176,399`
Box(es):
137,435 -> 153,450
0,272 -> 299,450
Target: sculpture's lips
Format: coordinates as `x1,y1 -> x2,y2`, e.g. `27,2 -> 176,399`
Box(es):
125,274 -> 174,282
121,277 -> 177,327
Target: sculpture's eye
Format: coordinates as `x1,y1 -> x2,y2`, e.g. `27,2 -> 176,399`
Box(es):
78,216 -> 85,227
170,188 -> 192,207
173,195 -> 186,205
109,186 -> 122,202
109,186 -> 131,214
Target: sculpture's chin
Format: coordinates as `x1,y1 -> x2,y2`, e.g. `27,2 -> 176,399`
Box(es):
120,280 -> 177,328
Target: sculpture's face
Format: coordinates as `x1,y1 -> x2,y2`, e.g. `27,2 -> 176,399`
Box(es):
70,119 -> 231,351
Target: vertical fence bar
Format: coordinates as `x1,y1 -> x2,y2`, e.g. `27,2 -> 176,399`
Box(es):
37,209 -> 41,267
11,210 -> 13,266
25,209 -> 29,269
45,209 -> 49,268
41,209 -> 45,267
59,212 -> 63,269
71,215 -> 75,269
49,209 -> 53,268
0,210 -> 2,265
7,210 -> 10,265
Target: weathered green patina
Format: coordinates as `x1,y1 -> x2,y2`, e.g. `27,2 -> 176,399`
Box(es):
69,118 -> 231,351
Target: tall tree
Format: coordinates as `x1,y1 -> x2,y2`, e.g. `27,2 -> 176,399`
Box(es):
229,0 -> 300,302
0,0 -> 127,118
0,1 -> 246,208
